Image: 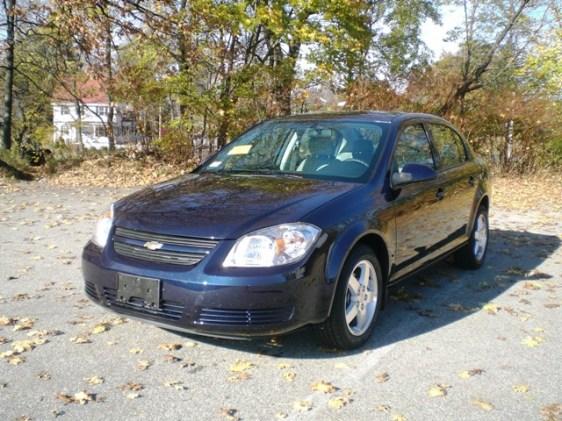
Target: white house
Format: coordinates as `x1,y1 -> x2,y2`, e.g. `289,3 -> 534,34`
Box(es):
52,79 -> 139,149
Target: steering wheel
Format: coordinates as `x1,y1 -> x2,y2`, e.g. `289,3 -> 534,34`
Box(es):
344,158 -> 369,168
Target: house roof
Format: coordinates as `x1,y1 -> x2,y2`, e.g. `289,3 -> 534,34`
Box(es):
52,78 -> 109,104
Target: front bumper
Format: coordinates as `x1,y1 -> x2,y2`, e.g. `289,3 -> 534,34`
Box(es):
82,241 -> 333,338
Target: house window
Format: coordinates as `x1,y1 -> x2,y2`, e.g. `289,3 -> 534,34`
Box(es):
60,105 -> 70,115
96,124 -> 107,138
81,125 -> 94,137
96,106 -> 109,116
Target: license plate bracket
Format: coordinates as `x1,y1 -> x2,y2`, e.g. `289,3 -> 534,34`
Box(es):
117,273 -> 161,309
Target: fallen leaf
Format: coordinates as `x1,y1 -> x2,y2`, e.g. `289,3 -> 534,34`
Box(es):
512,384 -> 529,393
11,340 -> 36,353
311,380 -> 337,394
522,336 -> 544,348
73,391 -> 94,405
328,396 -> 351,410
275,412 -> 288,419
472,399 -> 494,411
91,323 -> 110,334
376,372 -> 390,383
136,360 -> 152,371
158,343 -> 182,351
282,371 -> 296,382
392,415 -> 407,421
219,407 -> 239,421
482,303 -> 500,315
164,380 -> 186,391
12,318 -> 34,331
85,376 -> 104,385
70,335 -> 91,344
293,400 -> 312,412
129,348 -> 143,354
458,369 -> 485,379
126,392 -> 141,400
541,403 -> 562,421
120,382 -> 143,392
229,360 -> 254,373
375,404 -> 391,412
428,384 -> 449,397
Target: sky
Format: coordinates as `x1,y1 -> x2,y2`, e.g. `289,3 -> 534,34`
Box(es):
421,5 -> 464,60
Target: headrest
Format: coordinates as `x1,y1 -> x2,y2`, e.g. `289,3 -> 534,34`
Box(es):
308,135 -> 337,156
349,139 -> 374,159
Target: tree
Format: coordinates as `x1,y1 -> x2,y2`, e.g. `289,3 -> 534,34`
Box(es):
1,0 -> 16,150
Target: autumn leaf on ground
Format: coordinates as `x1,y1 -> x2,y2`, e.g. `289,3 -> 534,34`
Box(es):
229,359 -> 255,373
541,403 -> 561,421
57,391 -> 96,405
162,354 -> 182,363
428,384 -> 450,397
512,384 -> 529,393
522,336 -> 544,348
183,341 -> 198,348
129,347 -> 143,354
12,318 -> 34,331
69,335 -> 91,344
158,343 -> 182,351
164,380 -> 186,391
376,372 -> 390,383
472,399 -> 494,411
108,317 -> 127,325
293,400 -> 312,412
328,396 -> 351,410
0,336 -> 9,344
311,380 -> 337,394
392,415 -> 407,421
38,371 -> 51,380
482,303 -> 500,315
275,411 -> 288,419
136,360 -> 152,371
0,316 -> 16,326
220,407 -> 240,421
91,323 -> 110,334
282,371 -> 296,382
459,369 -> 485,379
120,382 -> 144,392
85,376 -> 104,385
7,355 -> 25,365
375,404 -> 391,413
126,392 -> 141,399
11,340 -> 36,353
277,363 -> 291,369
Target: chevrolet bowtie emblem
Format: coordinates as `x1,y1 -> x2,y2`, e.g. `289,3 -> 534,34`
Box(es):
144,241 -> 163,251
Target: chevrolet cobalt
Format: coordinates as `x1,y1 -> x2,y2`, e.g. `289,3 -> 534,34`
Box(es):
82,112 -> 490,349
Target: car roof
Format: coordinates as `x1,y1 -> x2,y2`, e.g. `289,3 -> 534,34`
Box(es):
273,111 -> 450,125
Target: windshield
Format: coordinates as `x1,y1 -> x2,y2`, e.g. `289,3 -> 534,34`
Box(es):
200,120 -> 389,182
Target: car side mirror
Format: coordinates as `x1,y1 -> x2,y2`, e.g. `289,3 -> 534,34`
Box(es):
391,163 -> 437,187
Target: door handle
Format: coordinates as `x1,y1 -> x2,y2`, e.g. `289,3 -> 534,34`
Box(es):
468,176 -> 476,186
436,188 -> 445,200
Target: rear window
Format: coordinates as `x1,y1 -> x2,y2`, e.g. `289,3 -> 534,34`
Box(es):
430,124 -> 467,169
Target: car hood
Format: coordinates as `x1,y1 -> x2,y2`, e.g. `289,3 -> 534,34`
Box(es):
113,172 -> 357,239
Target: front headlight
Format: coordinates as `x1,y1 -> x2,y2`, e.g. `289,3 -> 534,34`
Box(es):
223,223 -> 321,267
92,204 -> 114,248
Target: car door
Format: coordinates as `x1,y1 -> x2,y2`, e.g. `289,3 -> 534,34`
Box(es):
427,123 -> 477,241
390,123 -> 449,278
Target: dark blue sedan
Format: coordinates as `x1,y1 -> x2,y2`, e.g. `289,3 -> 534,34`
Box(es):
82,112 -> 490,349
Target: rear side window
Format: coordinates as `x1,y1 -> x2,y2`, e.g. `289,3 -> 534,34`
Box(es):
392,124 -> 435,172
430,124 -> 467,169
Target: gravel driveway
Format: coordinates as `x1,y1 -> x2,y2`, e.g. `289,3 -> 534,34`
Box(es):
1,180 -> 561,421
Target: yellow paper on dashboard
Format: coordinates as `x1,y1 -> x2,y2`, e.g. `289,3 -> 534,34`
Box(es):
228,145 -> 252,155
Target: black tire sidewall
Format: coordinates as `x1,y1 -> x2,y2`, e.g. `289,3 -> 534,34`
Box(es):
331,246 -> 384,348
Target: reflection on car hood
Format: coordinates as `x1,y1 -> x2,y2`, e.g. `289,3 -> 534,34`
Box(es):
113,173 -> 357,239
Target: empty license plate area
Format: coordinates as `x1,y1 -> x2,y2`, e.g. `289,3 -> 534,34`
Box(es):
117,273 -> 161,308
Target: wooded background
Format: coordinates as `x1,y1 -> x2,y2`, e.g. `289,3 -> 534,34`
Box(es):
0,0 -> 560,175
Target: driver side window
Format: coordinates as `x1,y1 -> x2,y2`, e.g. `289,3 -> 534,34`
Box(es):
393,124 -> 435,173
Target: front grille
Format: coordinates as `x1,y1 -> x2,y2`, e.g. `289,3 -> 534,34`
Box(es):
197,307 -> 294,326
103,287 -> 184,320
85,281 -> 99,300
113,227 -> 219,266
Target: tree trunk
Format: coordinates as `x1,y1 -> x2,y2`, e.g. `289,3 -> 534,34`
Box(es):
105,12 -> 115,151
1,0 -> 16,150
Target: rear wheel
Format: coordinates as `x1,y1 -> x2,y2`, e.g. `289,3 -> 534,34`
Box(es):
455,206 -> 489,269
317,245 -> 383,350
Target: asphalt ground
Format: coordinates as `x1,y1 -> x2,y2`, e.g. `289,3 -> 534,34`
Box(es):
0,180 -> 561,421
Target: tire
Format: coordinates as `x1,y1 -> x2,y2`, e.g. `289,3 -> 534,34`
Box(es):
317,245 -> 384,350
455,206 -> 489,270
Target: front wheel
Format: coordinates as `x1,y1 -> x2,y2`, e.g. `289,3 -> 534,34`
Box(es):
317,245 -> 383,350
455,206 -> 489,269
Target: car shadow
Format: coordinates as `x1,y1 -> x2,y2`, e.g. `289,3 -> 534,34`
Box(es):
175,229 -> 560,358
